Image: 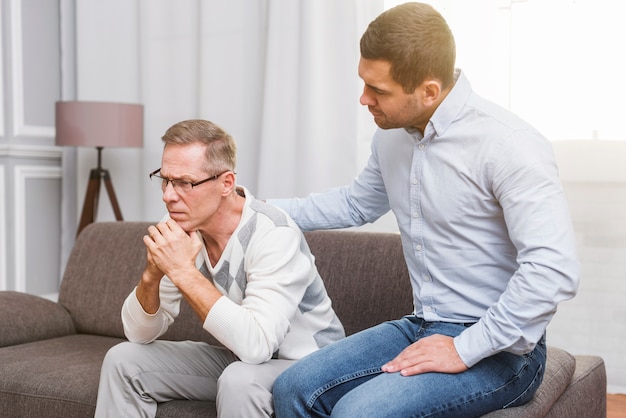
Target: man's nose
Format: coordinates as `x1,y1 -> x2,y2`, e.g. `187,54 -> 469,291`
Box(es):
360,88 -> 374,106
162,182 -> 179,202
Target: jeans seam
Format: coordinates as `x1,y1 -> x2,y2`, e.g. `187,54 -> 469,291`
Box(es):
500,341 -> 546,409
306,367 -> 382,412
486,348 -> 542,410
501,361 -> 543,409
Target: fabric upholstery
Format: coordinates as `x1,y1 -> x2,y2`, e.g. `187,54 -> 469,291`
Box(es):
303,229 -> 414,336
0,291 -> 75,348
0,222 -> 606,417
156,400 -> 216,417
0,334 -> 122,418
546,355 -> 607,418
57,223 -> 149,338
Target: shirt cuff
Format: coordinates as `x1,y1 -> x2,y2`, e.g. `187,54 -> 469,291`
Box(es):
453,323 -> 494,368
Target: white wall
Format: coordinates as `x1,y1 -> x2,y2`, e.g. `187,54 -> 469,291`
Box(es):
0,0 -> 63,297
549,141 -> 626,394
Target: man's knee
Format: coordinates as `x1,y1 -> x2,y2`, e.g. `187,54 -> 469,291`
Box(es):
101,342 -> 145,377
218,361 -> 256,393
217,361 -> 275,417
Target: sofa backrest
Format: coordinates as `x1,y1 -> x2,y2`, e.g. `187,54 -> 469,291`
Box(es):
303,230 -> 413,336
58,222 -> 414,342
58,222 -> 218,345
58,222 -> 153,339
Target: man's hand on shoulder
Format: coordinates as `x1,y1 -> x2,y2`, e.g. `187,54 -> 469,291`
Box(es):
381,334 -> 468,376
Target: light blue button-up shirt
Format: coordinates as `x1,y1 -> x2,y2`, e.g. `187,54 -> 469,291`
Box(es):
269,71 -> 579,367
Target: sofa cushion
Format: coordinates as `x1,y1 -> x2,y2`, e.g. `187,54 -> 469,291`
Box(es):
482,346 -> 576,417
0,334 -> 123,418
0,291 -> 75,348
156,400 -> 217,418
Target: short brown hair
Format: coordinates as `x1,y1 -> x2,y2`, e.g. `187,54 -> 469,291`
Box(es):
360,2 -> 456,93
161,119 -> 236,174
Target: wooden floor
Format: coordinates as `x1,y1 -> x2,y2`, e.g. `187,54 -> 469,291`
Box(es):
608,394 -> 626,418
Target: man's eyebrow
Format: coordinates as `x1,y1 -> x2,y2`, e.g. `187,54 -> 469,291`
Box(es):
160,172 -> 194,182
366,83 -> 387,93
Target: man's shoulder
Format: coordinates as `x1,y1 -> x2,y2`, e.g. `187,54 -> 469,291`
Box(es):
464,92 -> 540,137
248,197 -> 295,229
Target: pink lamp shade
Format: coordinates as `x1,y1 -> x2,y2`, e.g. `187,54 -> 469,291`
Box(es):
55,101 -> 143,148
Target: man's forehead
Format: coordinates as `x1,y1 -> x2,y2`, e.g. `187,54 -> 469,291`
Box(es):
358,57 -> 391,75
358,58 -> 395,85
161,147 -> 207,177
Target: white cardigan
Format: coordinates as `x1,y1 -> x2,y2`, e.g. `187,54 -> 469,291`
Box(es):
121,187 -> 345,364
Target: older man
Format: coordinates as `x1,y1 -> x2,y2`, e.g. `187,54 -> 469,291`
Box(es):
95,119 -> 344,417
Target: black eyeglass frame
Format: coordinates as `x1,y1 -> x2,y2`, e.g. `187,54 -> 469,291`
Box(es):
149,168 -> 233,191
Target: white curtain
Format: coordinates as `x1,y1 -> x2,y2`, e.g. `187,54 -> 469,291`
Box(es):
69,0 -> 382,232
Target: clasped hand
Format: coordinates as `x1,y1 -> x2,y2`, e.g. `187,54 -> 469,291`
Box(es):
381,334 -> 468,376
142,219 -> 202,282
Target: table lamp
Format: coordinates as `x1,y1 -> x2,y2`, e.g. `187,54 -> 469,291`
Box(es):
55,101 -> 144,236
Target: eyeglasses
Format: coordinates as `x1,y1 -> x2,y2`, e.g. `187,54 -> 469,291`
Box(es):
149,168 -> 232,193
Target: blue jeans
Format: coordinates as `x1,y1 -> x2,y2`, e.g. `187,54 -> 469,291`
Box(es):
273,315 -> 546,418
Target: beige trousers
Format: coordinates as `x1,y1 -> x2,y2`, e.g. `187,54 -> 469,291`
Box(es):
94,340 -> 295,418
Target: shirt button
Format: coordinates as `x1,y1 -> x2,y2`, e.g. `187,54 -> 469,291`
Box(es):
416,244 -> 422,251
424,275 -> 431,282
424,306 -> 432,312
418,144 -> 425,150
412,178 -> 418,185
412,211 -> 420,218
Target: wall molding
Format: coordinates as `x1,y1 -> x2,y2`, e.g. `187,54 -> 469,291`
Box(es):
0,3 -> 5,137
9,0 -> 55,138
0,166 -> 6,290
13,165 -> 62,291
0,144 -> 62,160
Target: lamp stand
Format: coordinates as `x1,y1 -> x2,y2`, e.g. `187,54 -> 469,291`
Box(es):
76,146 -> 123,236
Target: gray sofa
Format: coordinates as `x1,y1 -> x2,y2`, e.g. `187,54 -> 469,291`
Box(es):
0,222 -> 606,417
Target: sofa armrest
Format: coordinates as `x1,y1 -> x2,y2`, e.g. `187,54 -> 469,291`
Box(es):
546,355 -> 607,418
0,291 -> 76,347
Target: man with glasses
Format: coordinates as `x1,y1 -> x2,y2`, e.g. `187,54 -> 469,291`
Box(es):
94,119 -> 344,418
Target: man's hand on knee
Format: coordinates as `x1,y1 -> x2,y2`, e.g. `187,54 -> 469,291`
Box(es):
381,334 -> 468,376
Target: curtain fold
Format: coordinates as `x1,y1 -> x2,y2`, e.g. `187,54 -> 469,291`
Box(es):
257,0 -> 382,198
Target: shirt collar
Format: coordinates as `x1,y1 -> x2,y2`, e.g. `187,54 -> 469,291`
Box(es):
408,69 -> 472,140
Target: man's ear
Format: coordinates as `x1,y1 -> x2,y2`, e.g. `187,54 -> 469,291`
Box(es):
421,79 -> 443,106
221,171 -> 237,196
